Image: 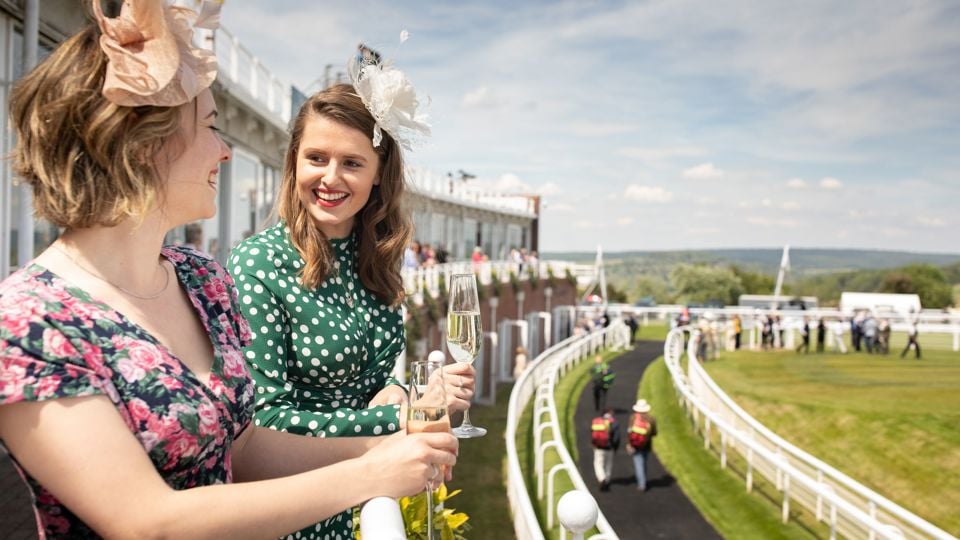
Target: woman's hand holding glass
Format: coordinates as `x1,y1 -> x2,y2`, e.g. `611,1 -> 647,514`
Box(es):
406,359 -> 452,540
359,430 -> 457,498
441,362 -> 476,414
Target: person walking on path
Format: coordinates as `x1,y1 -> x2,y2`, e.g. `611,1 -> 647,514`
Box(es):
625,399 -> 658,491
590,407 -> 620,491
901,320 -> 921,359
733,315 -> 742,350
591,355 -> 616,411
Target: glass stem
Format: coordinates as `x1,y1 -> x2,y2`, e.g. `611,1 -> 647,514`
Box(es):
461,409 -> 474,428
426,488 -> 435,540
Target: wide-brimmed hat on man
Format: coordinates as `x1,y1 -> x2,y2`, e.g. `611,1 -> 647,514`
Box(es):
632,399 -> 651,413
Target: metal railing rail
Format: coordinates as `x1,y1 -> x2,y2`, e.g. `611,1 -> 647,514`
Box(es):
506,322 -> 630,539
663,328 -> 956,540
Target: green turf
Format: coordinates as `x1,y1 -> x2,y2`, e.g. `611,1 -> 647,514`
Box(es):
640,356 -> 822,539
704,347 -> 960,534
634,321 -> 671,342
444,383 -> 516,539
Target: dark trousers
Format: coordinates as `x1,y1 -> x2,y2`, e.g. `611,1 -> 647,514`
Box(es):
796,336 -> 809,354
593,385 -> 608,411
734,332 -> 741,350
901,338 -> 921,359
816,337 -> 825,353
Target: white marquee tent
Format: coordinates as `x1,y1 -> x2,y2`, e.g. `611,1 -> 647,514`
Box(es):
839,292 -> 921,318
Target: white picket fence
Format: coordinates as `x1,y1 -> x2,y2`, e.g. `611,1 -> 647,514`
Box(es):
663,327 -> 956,540
505,322 -> 631,539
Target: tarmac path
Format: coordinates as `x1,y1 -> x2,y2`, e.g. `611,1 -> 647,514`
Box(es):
575,340 -> 721,539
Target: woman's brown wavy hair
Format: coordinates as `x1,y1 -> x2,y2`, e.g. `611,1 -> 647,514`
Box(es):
9,24 -> 183,229
277,84 -> 412,306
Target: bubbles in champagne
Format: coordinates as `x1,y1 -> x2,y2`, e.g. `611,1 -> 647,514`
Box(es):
446,310 -> 481,363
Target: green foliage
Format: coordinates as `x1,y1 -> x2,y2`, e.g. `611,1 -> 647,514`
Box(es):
396,484 -> 470,540
475,272 -> 487,302
880,264 -> 953,307
604,281 -> 629,304
730,264 -> 777,295
669,264 -> 744,306
423,283 -> 441,323
404,298 -> 423,354
546,266 -> 557,288
527,266 -> 539,289
489,269 -> 502,298
438,273 -> 449,316
629,275 -> 675,304
564,267 -> 577,286
508,270 -> 520,294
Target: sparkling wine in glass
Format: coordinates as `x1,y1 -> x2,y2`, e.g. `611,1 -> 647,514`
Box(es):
407,359 -> 449,540
446,273 -> 487,438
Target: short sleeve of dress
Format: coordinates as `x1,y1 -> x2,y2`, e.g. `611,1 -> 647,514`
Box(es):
1,324 -> 104,406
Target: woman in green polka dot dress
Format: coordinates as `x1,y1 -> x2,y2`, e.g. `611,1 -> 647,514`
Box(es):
229,83 -> 476,540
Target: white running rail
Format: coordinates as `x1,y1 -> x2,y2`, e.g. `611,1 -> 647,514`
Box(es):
402,260 -> 586,299
505,321 -> 630,539
663,327 -> 956,540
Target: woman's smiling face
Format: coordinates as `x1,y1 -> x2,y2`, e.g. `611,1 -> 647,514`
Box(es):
295,115 -> 381,239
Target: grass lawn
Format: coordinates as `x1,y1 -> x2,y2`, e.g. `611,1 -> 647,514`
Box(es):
640,356 -> 821,539
635,321 -> 671,342
704,345 -> 960,534
445,383 -> 516,539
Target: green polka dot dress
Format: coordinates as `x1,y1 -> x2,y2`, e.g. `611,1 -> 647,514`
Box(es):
228,222 -> 405,540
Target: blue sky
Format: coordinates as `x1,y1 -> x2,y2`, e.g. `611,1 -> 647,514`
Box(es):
221,0 -> 960,254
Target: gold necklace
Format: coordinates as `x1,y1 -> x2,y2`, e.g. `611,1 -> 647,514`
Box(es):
52,243 -> 171,300
334,259 -> 356,308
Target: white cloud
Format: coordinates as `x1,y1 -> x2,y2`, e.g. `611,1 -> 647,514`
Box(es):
745,216 -> 799,228
617,217 -> 635,226
683,163 -> 724,180
536,182 -> 562,196
761,198 -> 773,207
574,220 -> 601,229
687,226 -> 721,235
624,184 -> 674,203
781,201 -> 801,211
916,216 -> 946,227
619,145 -> 707,162
786,178 -> 808,189
568,123 -> 637,137
544,202 -> 573,212
820,177 -> 844,190
462,86 -> 502,108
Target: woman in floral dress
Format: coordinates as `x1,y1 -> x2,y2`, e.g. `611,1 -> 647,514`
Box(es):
228,75 -> 477,539
0,2 -> 456,538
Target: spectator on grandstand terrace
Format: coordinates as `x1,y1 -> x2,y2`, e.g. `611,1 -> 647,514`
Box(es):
403,240 -> 421,269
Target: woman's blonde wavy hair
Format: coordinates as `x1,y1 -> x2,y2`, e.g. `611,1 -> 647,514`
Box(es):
277,84 -> 412,307
9,24 -> 183,229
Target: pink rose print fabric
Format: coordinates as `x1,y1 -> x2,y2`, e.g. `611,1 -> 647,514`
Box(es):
0,246 -> 253,539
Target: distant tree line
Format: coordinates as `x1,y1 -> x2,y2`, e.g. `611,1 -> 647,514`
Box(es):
613,262 -> 958,308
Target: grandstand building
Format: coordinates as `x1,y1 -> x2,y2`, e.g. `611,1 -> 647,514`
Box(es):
0,1 -> 539,278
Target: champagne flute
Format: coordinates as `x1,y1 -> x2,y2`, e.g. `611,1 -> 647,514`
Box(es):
407,359 -> 449,540
446,273 -> 487,438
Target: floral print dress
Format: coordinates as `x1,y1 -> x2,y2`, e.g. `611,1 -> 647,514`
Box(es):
228,222 -> 406,540
0,247 -> 255,539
